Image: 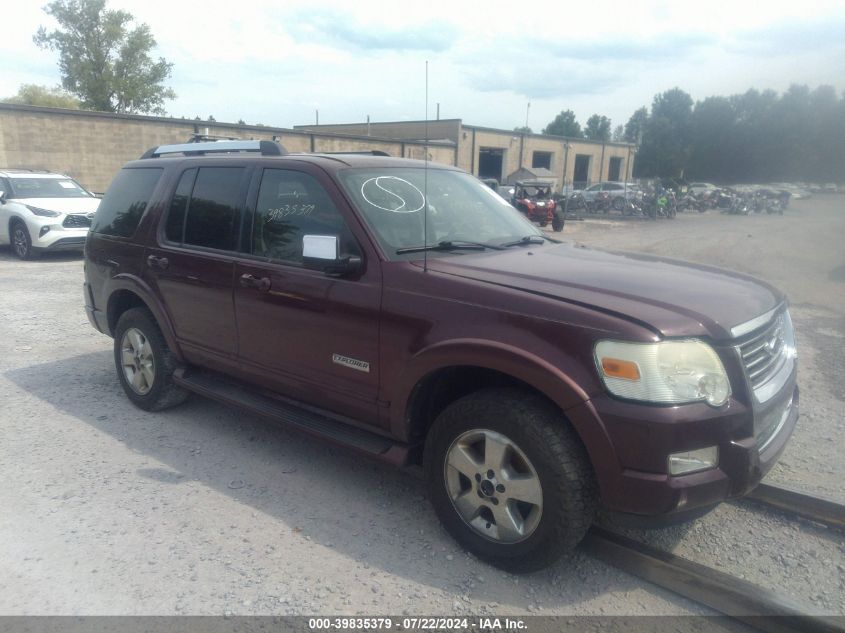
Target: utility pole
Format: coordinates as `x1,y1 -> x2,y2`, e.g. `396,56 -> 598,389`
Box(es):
563,142 -> 571,215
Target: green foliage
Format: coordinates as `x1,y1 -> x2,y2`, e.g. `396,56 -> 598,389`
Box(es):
543,110 -> 582,137
584,114 -> 612,141
3,84 -> 80,109
33,0 -> 175,114
624,107 -> 648,143
633,84 -> 845,183
637,88 -> 694,178
612,124 -> 624,142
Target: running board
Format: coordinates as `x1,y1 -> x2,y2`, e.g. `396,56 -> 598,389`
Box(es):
173,369 -> 408,465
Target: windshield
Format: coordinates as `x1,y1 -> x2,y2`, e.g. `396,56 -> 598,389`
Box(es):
337,168 -> 542,258
9,177 -> 91,199
517,186 -> 551,199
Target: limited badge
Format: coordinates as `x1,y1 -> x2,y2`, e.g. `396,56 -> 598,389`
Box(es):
332,353 -> 370,373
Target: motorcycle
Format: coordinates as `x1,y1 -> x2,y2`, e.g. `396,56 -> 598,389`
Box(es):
676,191 -> 707,213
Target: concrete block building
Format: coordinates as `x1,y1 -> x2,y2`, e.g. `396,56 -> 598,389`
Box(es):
0,104 -> 634,194
296,119 -> 636,190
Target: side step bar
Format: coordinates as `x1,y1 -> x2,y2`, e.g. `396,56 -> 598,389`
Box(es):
173,369 -> 409,465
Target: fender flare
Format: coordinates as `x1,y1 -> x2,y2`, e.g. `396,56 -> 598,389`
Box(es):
104,273 -> 184,362
388,338 -> 618,479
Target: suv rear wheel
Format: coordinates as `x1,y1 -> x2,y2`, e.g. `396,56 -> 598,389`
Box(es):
113,307 -> 189,411
424,388 -> 596,572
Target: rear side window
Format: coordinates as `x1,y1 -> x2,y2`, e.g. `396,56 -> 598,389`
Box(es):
182,167 -> 245,251
92,168 -> 163,237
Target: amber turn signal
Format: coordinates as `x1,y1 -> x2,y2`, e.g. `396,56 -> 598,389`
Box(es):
600,357 -> 641,381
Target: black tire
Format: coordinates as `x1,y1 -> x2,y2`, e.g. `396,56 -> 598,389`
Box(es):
551,210 -> 565,232
612,196 -> 624,211
424,388 -> 596,573
10,220 -> 37,260
113,307 -> 189,411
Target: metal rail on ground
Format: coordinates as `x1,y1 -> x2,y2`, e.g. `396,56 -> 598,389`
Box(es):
746,483 -> 845,531
583,527 -> 845,633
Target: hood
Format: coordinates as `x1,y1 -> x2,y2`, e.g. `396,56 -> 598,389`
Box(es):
18,197 -> 100,215
424,243 -> 782,341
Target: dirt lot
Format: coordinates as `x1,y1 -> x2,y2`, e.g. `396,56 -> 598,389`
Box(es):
0,197 -> 843,616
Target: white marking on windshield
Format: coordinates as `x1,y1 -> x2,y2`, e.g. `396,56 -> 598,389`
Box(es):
361,176 -> 425,213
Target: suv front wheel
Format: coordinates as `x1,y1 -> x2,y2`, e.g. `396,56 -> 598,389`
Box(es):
424,388 -> 596,572
11,220 -> 36,260
113,307 -> 189,411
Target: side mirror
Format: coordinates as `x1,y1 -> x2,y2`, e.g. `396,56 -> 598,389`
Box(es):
302,235 -> 362,278
0,190 -> 6,204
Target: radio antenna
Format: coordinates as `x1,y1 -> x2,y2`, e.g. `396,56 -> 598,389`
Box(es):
424,60 -> 429,273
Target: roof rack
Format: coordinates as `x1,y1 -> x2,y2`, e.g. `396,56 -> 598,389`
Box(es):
318,150 -> 390,157
187,133 -> 242,142
139,140 -> 287,159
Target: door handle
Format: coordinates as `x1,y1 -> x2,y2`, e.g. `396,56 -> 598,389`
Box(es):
239,273 -> 271,291
146,255 -> 169,270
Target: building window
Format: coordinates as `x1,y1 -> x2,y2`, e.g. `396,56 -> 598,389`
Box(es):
608,157 -> 623,181
532,151 -> 552,170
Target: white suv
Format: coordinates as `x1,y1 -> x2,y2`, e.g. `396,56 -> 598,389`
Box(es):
0,169 -> 99,259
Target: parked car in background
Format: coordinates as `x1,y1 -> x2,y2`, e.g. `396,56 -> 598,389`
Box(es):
0,169 -> 98,259
688,182 -> 719,196
581,181 -> 642,210
496,185 -> 514,202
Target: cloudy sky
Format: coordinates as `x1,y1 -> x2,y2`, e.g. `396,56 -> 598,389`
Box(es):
3,0 -> 845,133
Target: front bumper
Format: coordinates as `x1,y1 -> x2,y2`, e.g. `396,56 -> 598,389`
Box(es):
34,236 -> 87,252
32,225 -> 89,252
568,375 -> 798,517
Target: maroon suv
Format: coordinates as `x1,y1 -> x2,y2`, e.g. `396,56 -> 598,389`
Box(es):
84,140 -> 798,572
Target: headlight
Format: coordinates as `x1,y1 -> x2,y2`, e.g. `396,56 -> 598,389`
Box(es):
595,339 -> 731,407
26,205 -> 61,218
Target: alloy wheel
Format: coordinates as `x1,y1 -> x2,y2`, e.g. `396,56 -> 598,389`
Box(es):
444,429 -> 543,543
120,327 -> 155,395
12,226 -> 29,258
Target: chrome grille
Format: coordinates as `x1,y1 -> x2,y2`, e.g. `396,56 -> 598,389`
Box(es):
62,214 -> 92,228
735,310 -> 793,394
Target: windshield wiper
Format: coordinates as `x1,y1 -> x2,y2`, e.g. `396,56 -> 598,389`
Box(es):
396,240 -> 504,254
499,235 -> 551,248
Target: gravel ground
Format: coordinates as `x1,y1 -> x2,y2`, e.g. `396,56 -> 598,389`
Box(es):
0,196 -> 842,617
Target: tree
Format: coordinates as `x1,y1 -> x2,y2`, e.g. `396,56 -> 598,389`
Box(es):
34,0 -> 175,114
624,107 -> 648,143
636,88 -> 694,178
584,114 -> 611,141
2,84 -> 80,109
628,84 -> 845,183
612,124 -> 624,142
542,110 -> 582,137
513,126 -> 532,134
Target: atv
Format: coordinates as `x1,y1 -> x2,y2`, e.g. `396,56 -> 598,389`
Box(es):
511,180 -> 564,231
